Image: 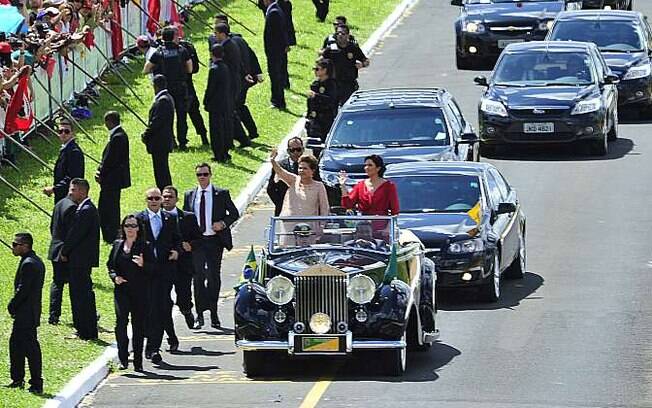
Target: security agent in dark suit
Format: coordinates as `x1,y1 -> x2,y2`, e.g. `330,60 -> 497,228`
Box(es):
263,0 -> 289,109
267,137 -> 303,216
313,0 -> 330,22
136,187 -> 181,364
183,163 -> 239,328
213,14 -> 263,141
96,111 -> 131,243
162,185 -> 202,335
144,27 -> 193,150
7,233 -> 45,394
46,195 -> 77,325
204,44 -> 234,163
43,118 -> 85,204
322,24 -> 370,105
178,37 -> 208,146
60,178 -> 100,340
277,0 -> 296,89
142,75 -> 175,190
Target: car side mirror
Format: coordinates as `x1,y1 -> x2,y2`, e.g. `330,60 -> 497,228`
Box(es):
604,74 -> 620,85
496,202 -> 517,215
474,75 -> 488,87
450,0 -> 463,5
306,137 -> 325,150
458,132 -> 479,144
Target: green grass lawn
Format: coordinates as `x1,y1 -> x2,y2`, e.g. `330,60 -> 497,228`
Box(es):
0,0 -> 399,406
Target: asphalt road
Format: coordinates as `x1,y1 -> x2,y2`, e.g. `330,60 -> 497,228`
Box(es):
82,0 -> 652,407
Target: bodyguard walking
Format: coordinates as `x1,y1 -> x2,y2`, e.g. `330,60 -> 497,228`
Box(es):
322,24 -> 369,105
306,59 -> 338,153
179,36 -> 208,146
204,44 -> 234,163
184,163 -> 239,329
7,232 -> 45,394
43,118 -> 85,204
61,178 -> 100,340
96,111 -> 131,243
262,0 -> 290,110
142,75 -> 175,190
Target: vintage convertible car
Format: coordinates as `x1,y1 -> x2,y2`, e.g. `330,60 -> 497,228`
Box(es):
234,216 -> 438,377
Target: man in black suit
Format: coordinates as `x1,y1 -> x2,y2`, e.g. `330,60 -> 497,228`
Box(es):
277,0 -> 296,89
267,137 -> 303,216
96,111 -> 131,243
7,232 -> 45,394
184,163 -> 239,328
60,178 -> 100,340
136,187 -> 181,364
162,185 -> 202,336
142,75 -> 175,190
262,0 -> 289,110
43,118 -> 85,204
46,195 -> 77,325
204,44 -> 234,163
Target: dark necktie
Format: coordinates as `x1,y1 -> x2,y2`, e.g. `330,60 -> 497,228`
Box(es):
200,190 -> 207,234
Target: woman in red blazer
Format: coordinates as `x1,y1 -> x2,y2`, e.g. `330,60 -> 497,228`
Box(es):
339,154 -> 400,217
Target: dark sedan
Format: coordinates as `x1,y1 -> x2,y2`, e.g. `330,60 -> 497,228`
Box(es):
476,41 -> 619,156
451,0 -> 582,69
582,0 -> 632,10
387,162 -> 526,302
547,10 -> 652,113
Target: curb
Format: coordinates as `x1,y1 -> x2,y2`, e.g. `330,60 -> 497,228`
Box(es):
43,0 -> 419,406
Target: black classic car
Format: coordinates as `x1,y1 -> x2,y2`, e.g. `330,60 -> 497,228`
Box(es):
315,88 -> 478,196
548,10 -> 652,113
452,0 -> 583,69
234,216 -> 438,376
475,41 -> 619,156
386,162 -> 526,302
582,0 -> 632,9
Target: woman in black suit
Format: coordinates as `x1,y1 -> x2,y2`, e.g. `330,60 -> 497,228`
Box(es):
107,214 -> 154,371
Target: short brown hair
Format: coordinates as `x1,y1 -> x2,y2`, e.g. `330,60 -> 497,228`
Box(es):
195,162 -> 212,174
299,155 -> 318,171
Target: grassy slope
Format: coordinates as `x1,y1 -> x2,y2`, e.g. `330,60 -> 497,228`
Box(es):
0,0 -> 399,406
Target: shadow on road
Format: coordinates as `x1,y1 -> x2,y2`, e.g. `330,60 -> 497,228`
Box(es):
484,138 -> 635,161
172,347 -> 235,357
438,271 -> 544,311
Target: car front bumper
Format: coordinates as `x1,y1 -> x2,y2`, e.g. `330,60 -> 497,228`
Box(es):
617,76 -> 652,107
479,109 -> 606,145
457,30 -> 547,60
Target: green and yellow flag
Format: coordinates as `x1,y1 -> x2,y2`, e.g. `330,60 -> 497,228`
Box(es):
235,246 -> 257,290
467,201 -> 481,225
383,244 -> 398,284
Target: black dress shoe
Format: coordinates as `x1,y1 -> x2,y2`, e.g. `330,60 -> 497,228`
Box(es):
193,316 -> 204,329
119,360 -> 128,370
48,318 -> 59,325
134,364 -> 144,373
6,381 -> 24,389
211,320 -> 221,329
183,311 -> 195,330
150,352 -> 163,364
168,340 -> 179,352
145,350 -> 153,360
28,385 -> 43,394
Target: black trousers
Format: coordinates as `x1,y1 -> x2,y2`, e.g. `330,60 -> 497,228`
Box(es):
280,52 -> 290,88
238,86 -> 259,138
337,80 -> 359,106
146,267 -> 174,354
69,267 -> 98,339
9,326 -> 42,387
187,82 -> 208,144
173,259 -> 194,314
168,84 -> 189,148
49,261 -> 69,322
192,238 -> 224,316
312,0 -> 329,21
151,153 -> 172,191
266,55 -> 286,108
114,285 -> 147,365
98,188 -> 121,243
208,110 -> 234,161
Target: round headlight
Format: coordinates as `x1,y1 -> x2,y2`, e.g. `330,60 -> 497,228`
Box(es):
309,312 -> 332,334
265,276 -> 294,305
347,274 -> 376,304
466,22 -> 479,32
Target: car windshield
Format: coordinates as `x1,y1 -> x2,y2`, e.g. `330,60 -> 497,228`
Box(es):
329,108 -> 449,148
392,174 -> 482,213
270,216 -> 397,253
493,51 -> 595,86
465,0 -> 560,3
550,21 -> 644,52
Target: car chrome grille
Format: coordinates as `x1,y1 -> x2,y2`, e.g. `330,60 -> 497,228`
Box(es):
295,273 -> 348,334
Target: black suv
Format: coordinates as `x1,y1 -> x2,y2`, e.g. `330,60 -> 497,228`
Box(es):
582,0 -> 632,10
548,10 -> 652,113
309,88 -> 479,195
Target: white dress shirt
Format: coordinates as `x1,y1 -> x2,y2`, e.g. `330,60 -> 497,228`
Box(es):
193,184 -> 215,236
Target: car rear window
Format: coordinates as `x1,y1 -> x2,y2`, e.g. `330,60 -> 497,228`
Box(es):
329,108 -> 449,147
550,20 -> 644,52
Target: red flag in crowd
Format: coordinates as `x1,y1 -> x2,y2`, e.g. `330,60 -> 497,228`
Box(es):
110,0 -> 124,59
5,75 -> 33,135
146,0 -> 160,35
83,31 -> 95,49
169,2 -> 183,38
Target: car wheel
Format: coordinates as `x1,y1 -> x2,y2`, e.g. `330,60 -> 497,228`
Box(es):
456,52 -> 475,70
505,228 -> 526,279
608,110 -> 618,141
243,350 -> 268,377
407,313 -> 430,352
588,132 -> 608,156
479,142 -> 497,157
479,253 -> 500,302
383,336 -> 407,376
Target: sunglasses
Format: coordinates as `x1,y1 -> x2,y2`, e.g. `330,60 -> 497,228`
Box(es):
146,196 -> 162,201
196,172 -> 210,177
288,147 -> 303,153
58,128 -> 71,134
123,223 -> 139,228
11,241 -> 23,247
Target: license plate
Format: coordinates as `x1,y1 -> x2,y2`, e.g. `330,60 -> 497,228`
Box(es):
301,337 -> 340,352
497,39 -> 524,49
524,122 -> 554,133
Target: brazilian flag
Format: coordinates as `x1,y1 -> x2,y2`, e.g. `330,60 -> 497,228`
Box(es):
234,246 -> 257,290
383,244 -> 399,284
